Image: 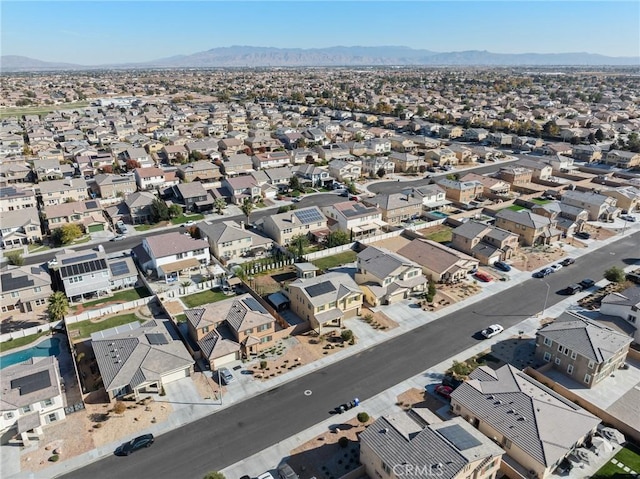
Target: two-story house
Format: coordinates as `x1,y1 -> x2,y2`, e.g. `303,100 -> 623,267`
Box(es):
450,364 -> 600,479
328,159 -> 361,182
285,271 -> 362,333
291,164 -> 331,188
495,209 -> 562,246
261,206 -> 329,245
560,190 -> 619,221
124,191 -> 156,225
134,167 -> 176,191
1,265 -> 52,314
197,220 -> 274,262
459,173 -> 511,197
251,151 -> 291,170
451,220 -> 519,265
0,185 -> 37,212
535,312 -> 632,388
498,166 -> 532,188
361,157 -> 395,178
172,182 -> 214,213
605,150 -> 640,168
600,186 -> 640,214
355,246 -> 427,306
401,185 -> 449,211
571,144 -> 602,163
93,173 -> 137,199
176,161 -> 222,183
0,161 -> 31,184
37,178 -> 89,206
435,178 -> 484,205
221,175 -> 262,205
600,286 -> 640,345
43,199 -> 107,233
31,158 -> 75,181
134,231 -> 210,281
425,148 -> 458,166
322,201 -> 384,241
388,152 -> 421,173
515,158 -> 553,181
53,247 -> 112,302
363,192 -> 423,225
1,207 -> 43,249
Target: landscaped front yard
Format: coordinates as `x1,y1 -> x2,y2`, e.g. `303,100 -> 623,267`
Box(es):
170,213 -> 204,225
593,445 -> 640,478
181,289 -> 228,308
67,313 -> 140,339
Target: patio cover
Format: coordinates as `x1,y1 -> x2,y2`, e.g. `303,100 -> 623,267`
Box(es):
227,276 -> 242,286
160,258 -> 201,274
315,308 -> 343,324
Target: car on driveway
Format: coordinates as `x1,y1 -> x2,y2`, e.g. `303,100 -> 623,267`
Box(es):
474,272 -> 493,282
434,385 -> 453,399
481,324 -> 504,339
494,261 -> 511,272
218,367 -> 235,385
575,231 -> 591,240
550,264 -> 563,273
441,374 -> 463,389
621,214 -> 636,222
579,278 -> 596,289
533,267 -> 553,278
114,434 -> 154,456
560,258 -> 575,267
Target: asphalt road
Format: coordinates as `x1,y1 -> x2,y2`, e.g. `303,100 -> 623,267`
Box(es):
60,231 -> 640,479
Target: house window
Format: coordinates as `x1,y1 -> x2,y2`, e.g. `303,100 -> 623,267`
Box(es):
47,413 -> 57,424
584,374 -> 591,384
260,335 -> 272,343
35,287 -> 42,293
257,324 -> 269,332
588,360 -> 595,369
567,364 -> 574,375
570,351 -> 577,360
554,358 -> 561,366
5,412 -> 14,420
10,291 -> 19,298
21,405 -> 31,414
245,328 -> 253,335
628,315 -> 636,324
543,352 -> 551,362
543,337 -> 552,347
501,437 -> 512,449
42,398 -> 53,407
382,462 -> 391,474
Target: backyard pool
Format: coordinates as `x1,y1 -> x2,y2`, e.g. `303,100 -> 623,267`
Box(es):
0,337 -> 61,369
427,211 -> 449,219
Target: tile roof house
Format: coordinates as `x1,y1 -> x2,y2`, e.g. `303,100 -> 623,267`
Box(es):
125,191 -> 157,225
172,182 -> 215,213
176,160 -> 222,182
0,161 -> 31,184
285,271 -> 362,333
260,206 -> 329,245
495,210 -> 562,246
91,319 -> 194,401
401,185 -> 449,210
0,357 -> 66,441
360,413 -> 503,479
498,166 -> 533,188
185,294 -> 277,368
328,159 -> 361,182
221,175 -> 262,205
560,190 -> 619,221
388,152 -> 421,172
600,186 -> 640,214
197,220 -> 274,262
135,231 -> 210,281
450,364 -> 600,479
134,166 -> 175,191
362,192 -> 423,225
322,201 -> 385,241
397,239 -> 479,284
605,149 -> 640,168
361,156 -> 395,177
0,185 -> 37,212
436,178 -> 484,205
223,153 -> 255,177
31,158 -> 75,181
600,286 -> 640,346
252,151 -> 291,170
93,173 -> 137,199
535,312 -> 633,388
0,207 -> 43,249
459,172 -> 511,197
1,265 -> 52,315
37,178 -> 89,206
43,199 -> 107,233
451,220 -> 520,265
355,246 -> 427,306
292,163 -> 331,188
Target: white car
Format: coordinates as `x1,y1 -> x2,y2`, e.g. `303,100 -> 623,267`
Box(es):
550,264 -> 563,273
481,324 -> 504,339
258,474 -> 275,479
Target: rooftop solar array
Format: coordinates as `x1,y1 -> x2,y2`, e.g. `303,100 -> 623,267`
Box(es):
1,273 -> 34,292
145,333 -> 169,345
11,370 -> 52,396
61,252 -> 98,265
342,202 -> 375,218
85,200 -> 99,209
109,260 -> 130,277
438,424 -> 482,451
242,297 -> 269,314
60,258 -> 108,278
305,281 -> 336,298
294,208 -> 324,224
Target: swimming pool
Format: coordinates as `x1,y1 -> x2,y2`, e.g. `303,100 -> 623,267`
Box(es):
427,211 -> 449,219
0,337 -> 61,370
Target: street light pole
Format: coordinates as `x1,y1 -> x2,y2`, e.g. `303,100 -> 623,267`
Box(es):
541,281 -> 550,319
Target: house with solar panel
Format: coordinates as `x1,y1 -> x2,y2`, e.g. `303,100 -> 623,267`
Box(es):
1,265 -> 52,315
450,364 -> 600,479
183,293 -> 277,368
0,356 -> 66,444
42,199 -> 108,234
359,414 -> 503,479
285,271 -> 363,333
260,206 -> 329,246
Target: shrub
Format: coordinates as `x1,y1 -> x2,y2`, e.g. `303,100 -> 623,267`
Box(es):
357,412 -> 370,424
338,436 -> 349,448
49,454 -> 60,462
113,401 -> 126,415
604,266 -> 625,283
340,329 -> 354,342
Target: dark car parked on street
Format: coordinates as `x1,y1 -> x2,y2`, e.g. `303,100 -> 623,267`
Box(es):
115,434 -> 154,456
579,278 -> 596,289
560,258 -> 575,267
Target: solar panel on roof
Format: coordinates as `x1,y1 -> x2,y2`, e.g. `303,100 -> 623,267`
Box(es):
85,200 -> 98,209
0,273 -> 34,292
294,208 -> 324,224
60,252 -> 98,265
145,333 -> 168,345
109,260 -> 130,277
60,258 -> 107,278
242,297 -> 268,314
10,370 -> 51,396
438,424 -> 482,451
305,281 -> 336,298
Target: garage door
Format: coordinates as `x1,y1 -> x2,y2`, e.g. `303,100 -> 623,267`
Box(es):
212,352 -> 238,369
161,367 -> 190,384
88,224 -> 104,232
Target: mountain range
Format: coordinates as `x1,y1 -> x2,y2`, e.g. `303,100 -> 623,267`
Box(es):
2,45 -> 639,71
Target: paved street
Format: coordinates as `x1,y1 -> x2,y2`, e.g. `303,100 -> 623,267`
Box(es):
58,231 -> 639,479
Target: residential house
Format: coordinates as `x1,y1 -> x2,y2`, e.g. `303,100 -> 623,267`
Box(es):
37,178 -> 89,206
571,145 -> 602,163
0,357 -> 66,441
436,178 -> 484,205
531,202 -> 589,236
495,209 -> 562,246
601,186 -> 640,213
197,220 -> 273,262
125,191 -> 157,224
355,246 -> 427,306
43,199 -> 107,233
162,144 -> 188,163
463,128 -> 490,142
322,201 -> 384,241
185,294 -> 277,368
0,207 -> 42,249
397,239 -> 479,283
218,138 -> 246,156
92,319 -> 193,401
291,164 -> 331,188
93,173 -> 137,199
362,192 -> 423,225
223,153 -> 255,176
450,364 -> 601,479
390,136 -> 417,152
560,190 -> 619,221
498,166 -> 532,187
439,125 -> 464,139
172,182 -> 214,212
451,220 -> 519,265
600,286 -> 640,345
0,161 -> 31,184
361,157 -> 395,178
359,414 -> 503,479
401,185 -> 449,211
487,132 -> 512,147
291,149 -> 320,165
0,185 -> 37,212
134,231 -> 210,281
31,158 -> 74,181
260,206 -> 329,245
364,138 -> 391,155
52,247 -> 112,302
0,265 -> 52,314
316,143 -> 351,161
388,152 -> 421,173
515,158 -> 553,181
251,151 -> 291,170
328,159 -> 361,182
605,150 -> 640,168
285,271 -> 362,332
535,312 -> 632,388
459,173 -> 511,197
221,176 -> 261,205
134,166 -> 174,191
264,166 -> 293,189
176,161 -> 222,183
425,148 -> 458,166
538,142 -> 573,157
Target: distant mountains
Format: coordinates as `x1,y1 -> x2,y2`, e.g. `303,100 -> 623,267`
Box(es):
2,46 -> 639,71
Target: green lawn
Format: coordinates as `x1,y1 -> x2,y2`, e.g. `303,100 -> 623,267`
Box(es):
67,313 -> 140,339
0,100 -> 91,119
530,198 -> 552,205
312,250 -> 357,270
182,289 -> 228,308
28,243 -> 51,253
171,213 -> 204,225
134,224 -> 156,232
594,445 -> 640,478
175,314 -> 187,323
71,235 -> 92,245
425,228 -> 453,243
507,205 -> 526,211
0,331 -> 50,353
73,287 -> 151,311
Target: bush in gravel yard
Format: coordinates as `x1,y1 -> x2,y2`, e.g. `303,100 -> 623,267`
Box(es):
341,329 -> 353,342
49,454 -> 60,462
113,401 -> 126,415
357,412 -> 370,424
338,436 -> 349,448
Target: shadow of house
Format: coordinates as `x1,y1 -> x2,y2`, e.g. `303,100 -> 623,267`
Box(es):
287,439 -> 361,479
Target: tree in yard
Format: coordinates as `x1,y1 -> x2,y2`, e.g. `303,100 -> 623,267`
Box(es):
426,279 -> 437,303
6,251 -> 24,266
595,128 -> 604,142
326,230 -> 350,248
357,412 -> 370,424
203,472 -> 226,479
47,291 -> 68,322
240,198 -> 254,227
168,204 -> 183,218
150,198 -> 170,222
604,266 -> 625,283
347,181 -> 357,195
125,159 -> 141,170
289,175 -> 302,192
587,133 -> 597,144
101,164 -> 113,174
416,105 -> 426,117
305,154 -> 316,164
213,198 -> 227,215
288,234 -> 308,260
376,167 -> 386,178
52,224 -> 83,246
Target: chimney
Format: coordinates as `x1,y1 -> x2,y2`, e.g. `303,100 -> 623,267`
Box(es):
239,220 -> 245,229
290,214 -> 296,224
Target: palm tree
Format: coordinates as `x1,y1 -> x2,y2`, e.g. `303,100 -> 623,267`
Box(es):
240,198 -> 254,228
48,291 -> 69,322
213,198 -> 227,215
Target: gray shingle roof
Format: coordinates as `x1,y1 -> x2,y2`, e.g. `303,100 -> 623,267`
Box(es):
357,245 -> 419,279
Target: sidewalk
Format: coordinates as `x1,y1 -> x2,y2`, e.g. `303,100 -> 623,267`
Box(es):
3,224 -> 639,479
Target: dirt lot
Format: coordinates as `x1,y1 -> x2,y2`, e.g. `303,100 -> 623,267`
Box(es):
397,387 -> 448,414
370,234 -> 412,251
252,266 -> 298,297
510,244 -> 567,271
162,300 -> 185,316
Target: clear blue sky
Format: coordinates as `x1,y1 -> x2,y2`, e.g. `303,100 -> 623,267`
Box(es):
2,1 -> 639,64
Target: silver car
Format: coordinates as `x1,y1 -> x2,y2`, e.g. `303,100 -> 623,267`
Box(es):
218,367 -> 234,385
